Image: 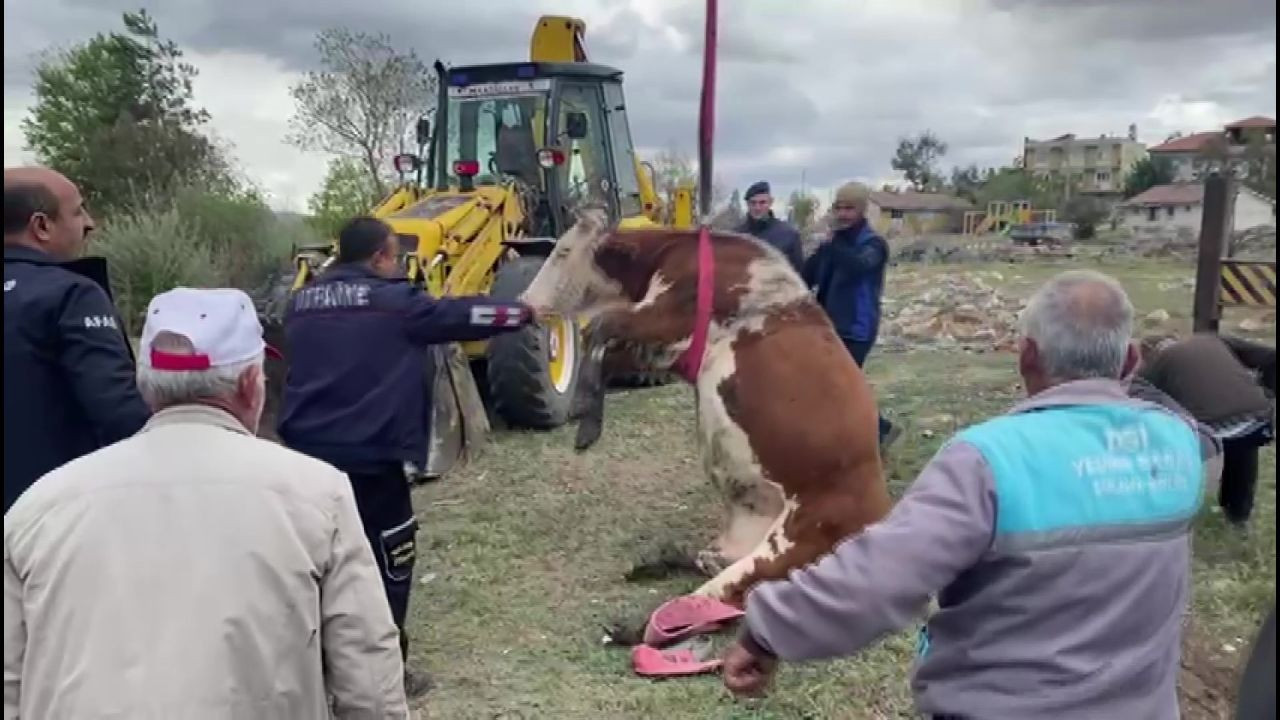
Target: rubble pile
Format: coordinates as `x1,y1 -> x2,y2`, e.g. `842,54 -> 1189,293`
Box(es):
890,236 -> 1087,265
880,271 -> 1025,352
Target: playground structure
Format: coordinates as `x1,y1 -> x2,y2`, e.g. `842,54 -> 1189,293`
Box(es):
963,200 -> 1057,235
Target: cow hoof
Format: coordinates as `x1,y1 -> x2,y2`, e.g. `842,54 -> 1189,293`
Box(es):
695,549 -> 729,577
574,417 -> 603,451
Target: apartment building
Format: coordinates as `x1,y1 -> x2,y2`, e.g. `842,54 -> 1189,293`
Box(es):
1022,124 -> 1147,196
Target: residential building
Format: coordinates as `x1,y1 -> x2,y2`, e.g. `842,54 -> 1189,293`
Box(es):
866,191 -> 973,236
1145,132 -> 1221,182
1119,183 -> 1274,236
1225,116 -> 1277,150
1023,125 -> 1147,195
1147,116 -> 1276,183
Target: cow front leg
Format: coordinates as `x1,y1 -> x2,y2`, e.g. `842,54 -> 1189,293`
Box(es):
572,341 -> 609,451
587,300 -> 697,350
571,305 -> 690,451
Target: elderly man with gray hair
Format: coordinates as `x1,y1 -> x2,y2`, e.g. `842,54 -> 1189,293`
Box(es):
4,287 -> 410,719
722,270 -> 1221,719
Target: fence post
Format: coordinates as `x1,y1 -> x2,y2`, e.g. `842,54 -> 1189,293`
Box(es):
1192,172 -> 1230,333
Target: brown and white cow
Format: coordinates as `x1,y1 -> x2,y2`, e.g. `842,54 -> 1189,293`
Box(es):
520,209 -> 892,608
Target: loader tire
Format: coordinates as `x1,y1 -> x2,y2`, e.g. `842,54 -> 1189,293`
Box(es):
485,255 -> 580,430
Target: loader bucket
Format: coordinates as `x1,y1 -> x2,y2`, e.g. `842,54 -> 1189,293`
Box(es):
422,343 -> 491,480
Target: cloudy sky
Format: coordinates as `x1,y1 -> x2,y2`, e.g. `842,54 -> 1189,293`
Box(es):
4,0 -> 1276,212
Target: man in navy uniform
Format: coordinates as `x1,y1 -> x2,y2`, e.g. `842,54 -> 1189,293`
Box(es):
739,181 -> 804,275
4,166 -> 150,511
277,216 -> 539,696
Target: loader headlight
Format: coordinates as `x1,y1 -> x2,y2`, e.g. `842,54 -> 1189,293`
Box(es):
393,153 -> 421,174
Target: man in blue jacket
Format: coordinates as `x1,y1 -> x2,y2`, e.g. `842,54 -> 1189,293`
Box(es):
277,216 -> 538,696
4,167 -> 150,511
802,181 -> 897,449
738,181 -> 804,275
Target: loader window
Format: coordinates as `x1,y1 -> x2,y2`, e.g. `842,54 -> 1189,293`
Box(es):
601,82 -> 642,217
444,92 -> 548,188
556,83 -> 613,215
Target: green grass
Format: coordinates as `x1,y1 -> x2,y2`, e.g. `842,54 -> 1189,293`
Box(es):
406,257 -> 1274,719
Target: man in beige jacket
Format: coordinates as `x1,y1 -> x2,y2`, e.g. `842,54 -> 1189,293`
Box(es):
3,287 -> 409,719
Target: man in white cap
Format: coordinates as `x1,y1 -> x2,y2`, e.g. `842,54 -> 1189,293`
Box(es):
3,287 -> 409,719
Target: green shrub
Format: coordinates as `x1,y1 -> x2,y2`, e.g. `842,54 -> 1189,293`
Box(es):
92,184 -> 316,335
92,205 -> 222,335
172,185 -> 295,289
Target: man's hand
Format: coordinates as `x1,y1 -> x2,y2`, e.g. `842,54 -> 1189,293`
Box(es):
521,304 -> 541,326
721,639 -> 779,698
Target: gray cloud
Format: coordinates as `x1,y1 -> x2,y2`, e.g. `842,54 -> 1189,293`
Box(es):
989,0 -> 1276,43
4,0 -> 1276,208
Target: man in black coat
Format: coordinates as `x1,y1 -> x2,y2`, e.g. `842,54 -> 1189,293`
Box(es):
1131,332 -> 1274,526
739,181 -> 804,275
4,167 -> 150,512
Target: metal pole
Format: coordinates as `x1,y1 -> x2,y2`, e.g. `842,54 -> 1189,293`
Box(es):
697,0 -> 718,220
1192,172 -> 1230,333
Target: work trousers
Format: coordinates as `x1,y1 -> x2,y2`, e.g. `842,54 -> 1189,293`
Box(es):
344,464 -> 419,662
843,339 -> 893,442
1219,426 -> 1272,524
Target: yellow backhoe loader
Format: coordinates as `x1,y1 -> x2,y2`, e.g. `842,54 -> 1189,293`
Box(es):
259,15 -> 693,479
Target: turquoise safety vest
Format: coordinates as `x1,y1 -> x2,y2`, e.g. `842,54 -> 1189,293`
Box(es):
916,402 -> 1205,658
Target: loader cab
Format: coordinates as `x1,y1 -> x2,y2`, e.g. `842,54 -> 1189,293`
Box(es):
435,62 -> 644,236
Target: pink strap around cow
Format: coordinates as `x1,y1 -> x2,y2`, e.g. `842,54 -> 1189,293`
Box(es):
670,224 -> 715,383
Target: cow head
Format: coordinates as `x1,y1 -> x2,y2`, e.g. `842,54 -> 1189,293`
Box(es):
520,207 -> 619,317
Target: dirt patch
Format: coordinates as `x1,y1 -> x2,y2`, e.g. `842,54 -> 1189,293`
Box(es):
1180,619 -> 1244,719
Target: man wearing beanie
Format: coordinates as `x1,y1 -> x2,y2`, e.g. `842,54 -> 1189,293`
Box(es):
738,181 -> 804,274
802,181 -> 898,450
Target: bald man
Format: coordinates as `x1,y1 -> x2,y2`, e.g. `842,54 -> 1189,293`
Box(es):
4,166 -> 150,511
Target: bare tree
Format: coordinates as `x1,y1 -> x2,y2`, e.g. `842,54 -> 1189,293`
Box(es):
288,28 -> 434,196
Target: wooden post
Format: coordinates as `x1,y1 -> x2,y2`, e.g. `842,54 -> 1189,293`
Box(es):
1192,172 -> 1230,332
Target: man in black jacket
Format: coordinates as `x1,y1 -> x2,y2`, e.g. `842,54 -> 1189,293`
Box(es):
1131,332 -> 1274,526
3,167 -> 150,512
277,216 -> 538,696
739,181 -> 804,275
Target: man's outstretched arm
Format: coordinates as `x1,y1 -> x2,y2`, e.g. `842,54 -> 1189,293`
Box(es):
741,440 -> 997,662
400,288 -> 536,346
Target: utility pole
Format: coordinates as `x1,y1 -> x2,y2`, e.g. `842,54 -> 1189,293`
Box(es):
1192,172 -> 1231,332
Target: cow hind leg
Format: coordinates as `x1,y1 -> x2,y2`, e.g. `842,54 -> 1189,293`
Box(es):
696,482 -> 783,576
702,506 -> 864,609
692,501 -> 797,608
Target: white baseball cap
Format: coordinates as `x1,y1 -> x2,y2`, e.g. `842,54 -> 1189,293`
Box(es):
140,287 -> 281,372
